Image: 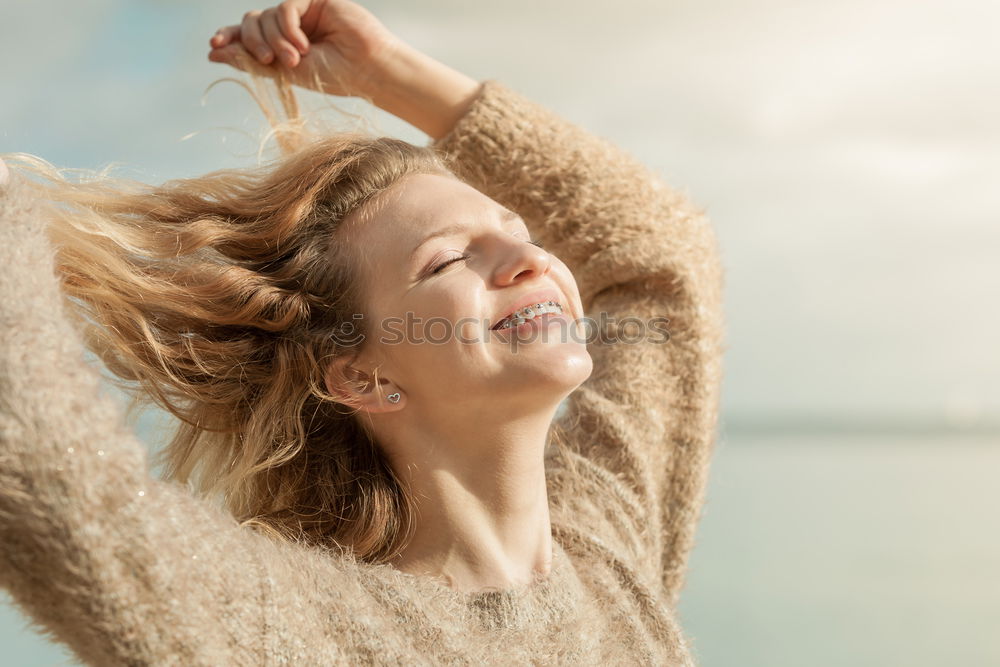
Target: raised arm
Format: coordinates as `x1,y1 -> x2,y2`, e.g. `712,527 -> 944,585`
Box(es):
0,175 -> 364,663
424,80 -> 725,604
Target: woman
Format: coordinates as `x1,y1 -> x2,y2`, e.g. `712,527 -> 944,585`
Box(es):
0,0 -> 724,663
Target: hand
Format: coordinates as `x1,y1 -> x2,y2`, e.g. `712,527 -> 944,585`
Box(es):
0,158 -> 8,187
208,0 -> 403,100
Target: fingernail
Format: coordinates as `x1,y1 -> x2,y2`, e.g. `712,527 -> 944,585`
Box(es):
257,48 -> 272,62
281,50 -> 296,66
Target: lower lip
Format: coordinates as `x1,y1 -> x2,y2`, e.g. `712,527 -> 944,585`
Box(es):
493,312 -> 574,336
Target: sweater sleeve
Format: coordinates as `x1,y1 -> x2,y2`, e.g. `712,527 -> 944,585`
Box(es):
0,177 -> 336,664
431,80 -> 725,604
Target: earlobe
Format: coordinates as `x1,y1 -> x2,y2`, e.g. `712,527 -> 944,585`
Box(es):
354,384 -> 405,414
324,355 -> 404,413
365,387 -> 405,413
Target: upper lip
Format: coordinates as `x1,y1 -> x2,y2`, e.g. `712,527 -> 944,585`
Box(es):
491,288 -> 566,329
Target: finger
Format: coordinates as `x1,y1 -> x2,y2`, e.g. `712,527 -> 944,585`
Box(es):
260,9 -> 300,67
207,46 -> 232,66
276,0 -> 311,54
209,43 -> 278,81
207,43 -> 239,68
240,10 -> 273,64
207,43 -> 254,72
210,24 -> 241,49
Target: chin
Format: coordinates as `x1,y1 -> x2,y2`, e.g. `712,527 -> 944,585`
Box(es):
511,344 -> 593,394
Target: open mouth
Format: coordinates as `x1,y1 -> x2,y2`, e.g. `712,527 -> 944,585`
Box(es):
491,300 -> 565,330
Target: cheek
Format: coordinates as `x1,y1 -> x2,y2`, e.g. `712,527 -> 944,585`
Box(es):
552,260 -> 584,310
394,303 -> 495,385
456,317 -> 490,342
402,281 -> 482,337
374,296 -> 475,366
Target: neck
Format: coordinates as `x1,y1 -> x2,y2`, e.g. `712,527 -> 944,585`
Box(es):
382,402 -> 558,593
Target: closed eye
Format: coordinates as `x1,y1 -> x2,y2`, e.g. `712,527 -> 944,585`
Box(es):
430,240 -> 542,276
431,253 -> 470,274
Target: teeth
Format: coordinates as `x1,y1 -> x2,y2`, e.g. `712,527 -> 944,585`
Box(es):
496,300 -> 563,330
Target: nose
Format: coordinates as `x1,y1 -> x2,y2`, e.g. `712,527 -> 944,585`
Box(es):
492,237 -> 552,285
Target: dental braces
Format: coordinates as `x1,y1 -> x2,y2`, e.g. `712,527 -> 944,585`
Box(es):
495,301 -> 564,330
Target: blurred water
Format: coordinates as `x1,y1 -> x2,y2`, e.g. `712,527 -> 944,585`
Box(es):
3,431 -> 998,666
679,432 -> 1000,666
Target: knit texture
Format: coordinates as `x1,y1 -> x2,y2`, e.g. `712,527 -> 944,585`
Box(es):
0,80 -> 725,665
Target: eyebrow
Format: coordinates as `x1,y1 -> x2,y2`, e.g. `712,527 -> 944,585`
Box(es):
408,208 -> 523,261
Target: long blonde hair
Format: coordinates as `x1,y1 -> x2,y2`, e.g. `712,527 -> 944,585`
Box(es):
4,68 -> 458,563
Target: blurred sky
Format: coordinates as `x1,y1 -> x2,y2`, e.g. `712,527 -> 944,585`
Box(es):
2,0 -> 998,432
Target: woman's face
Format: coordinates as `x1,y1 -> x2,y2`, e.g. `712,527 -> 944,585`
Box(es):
341,172 -> 592,413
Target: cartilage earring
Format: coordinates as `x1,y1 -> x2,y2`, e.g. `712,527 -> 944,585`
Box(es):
387,392 -> 401,404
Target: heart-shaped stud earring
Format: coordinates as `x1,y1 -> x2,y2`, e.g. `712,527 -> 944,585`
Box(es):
387,392 -> 401,404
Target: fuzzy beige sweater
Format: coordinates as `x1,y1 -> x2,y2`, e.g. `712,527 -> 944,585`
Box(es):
0,80 -> 725,665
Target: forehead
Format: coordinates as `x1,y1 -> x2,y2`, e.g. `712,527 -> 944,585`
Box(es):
370,172 -> 481,228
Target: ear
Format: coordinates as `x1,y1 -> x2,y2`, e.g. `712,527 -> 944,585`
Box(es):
324,354 -> 405,414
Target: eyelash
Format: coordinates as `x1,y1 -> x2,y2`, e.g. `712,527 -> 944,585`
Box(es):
429,240 -> 545,275
431,253 -> 471,274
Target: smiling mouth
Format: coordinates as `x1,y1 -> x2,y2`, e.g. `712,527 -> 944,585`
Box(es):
492,301 -> 565,330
